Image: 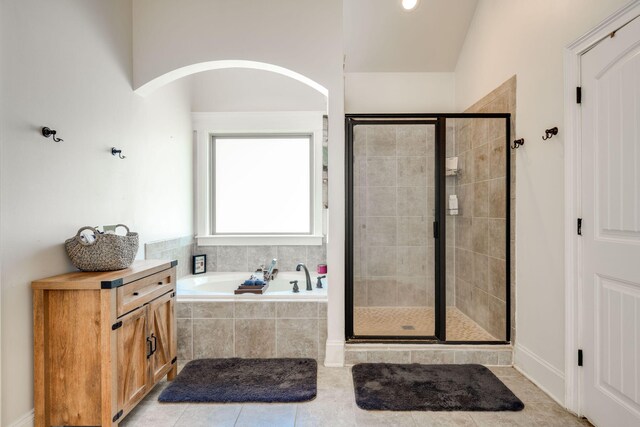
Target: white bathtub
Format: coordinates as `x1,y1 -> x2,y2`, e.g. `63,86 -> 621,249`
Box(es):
177,271 -> 327,301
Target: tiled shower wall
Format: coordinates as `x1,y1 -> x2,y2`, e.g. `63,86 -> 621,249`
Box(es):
453,76 -> 516,341
352,124 -> 454,308
192,243 -> 327,273
145,236 -> 194,278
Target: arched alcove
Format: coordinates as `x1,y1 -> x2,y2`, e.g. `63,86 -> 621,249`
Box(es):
132,57 -> 344,368
134,60 -> 329,99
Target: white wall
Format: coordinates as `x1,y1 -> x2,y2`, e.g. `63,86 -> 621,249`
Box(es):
190,69 -> 326,112
133,0 -> 346,366
454,0 -> 630,403
0,1 -> 193,424
345,72 -> 456,112
132,0 -> 343,96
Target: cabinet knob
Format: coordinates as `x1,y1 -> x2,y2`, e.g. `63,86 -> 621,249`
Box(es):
132,292 -> 139,296
158,281 -> 163,285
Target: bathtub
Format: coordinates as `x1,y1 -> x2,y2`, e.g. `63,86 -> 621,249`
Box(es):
177,271 -> 327,301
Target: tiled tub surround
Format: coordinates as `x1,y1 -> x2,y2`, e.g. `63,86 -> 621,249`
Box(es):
177,300 -> 328,362
193,243 -> 327,273
145,238 -> 326,280
145,235 -> 194,278
176,270 -> 327,361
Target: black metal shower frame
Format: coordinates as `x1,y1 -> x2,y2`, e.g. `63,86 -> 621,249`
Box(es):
345,113 -> 511,345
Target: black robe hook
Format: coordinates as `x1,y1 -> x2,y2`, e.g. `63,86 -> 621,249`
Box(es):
511,138 -> 525,149
542,127 -> 558,141
111,147 -> 126,159
41,127 -> 63,142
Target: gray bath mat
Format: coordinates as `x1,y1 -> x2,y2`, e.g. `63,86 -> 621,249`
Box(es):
352,363 -> 524,411
158,358 -> 317,403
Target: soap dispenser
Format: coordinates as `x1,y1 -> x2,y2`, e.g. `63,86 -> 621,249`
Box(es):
449,195 -> 459,215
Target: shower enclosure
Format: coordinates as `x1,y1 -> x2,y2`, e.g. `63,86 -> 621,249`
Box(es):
345,114 -> 511,343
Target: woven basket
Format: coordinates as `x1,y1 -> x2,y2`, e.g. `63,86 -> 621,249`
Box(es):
65,224 -> 139,271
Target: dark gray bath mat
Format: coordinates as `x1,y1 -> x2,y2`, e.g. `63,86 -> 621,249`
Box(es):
159,358 -> 317,403
352,363 -> 524,411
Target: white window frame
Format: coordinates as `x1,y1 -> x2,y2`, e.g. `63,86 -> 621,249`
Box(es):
211,133 -> 314,235
193,111 -> 325,246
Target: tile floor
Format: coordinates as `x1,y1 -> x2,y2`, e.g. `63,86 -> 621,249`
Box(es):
121,364 -> 590,426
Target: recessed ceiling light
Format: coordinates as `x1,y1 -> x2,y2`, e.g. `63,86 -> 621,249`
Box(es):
401,0 -> 419,11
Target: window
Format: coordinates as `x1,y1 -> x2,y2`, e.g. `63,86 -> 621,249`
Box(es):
212,135 -> 312,234
194,112 -> 324,246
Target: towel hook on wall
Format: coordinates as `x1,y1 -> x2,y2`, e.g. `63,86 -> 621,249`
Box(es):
111,147 -> 126,159
542,127 -> 558,141
511,138 -> 525,149
41,127 -> 63,142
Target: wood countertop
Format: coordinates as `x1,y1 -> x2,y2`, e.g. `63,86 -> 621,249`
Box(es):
31,259 -> 177,290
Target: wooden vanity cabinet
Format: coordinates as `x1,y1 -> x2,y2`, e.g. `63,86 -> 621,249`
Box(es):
32,260 -> 178,427
117,304 -> 151,416
148,291 -> 177,383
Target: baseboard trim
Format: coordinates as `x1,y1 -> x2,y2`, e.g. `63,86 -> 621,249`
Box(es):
7,409 -> 34,427
514,344 -> 565,406
324,339 -> 345,367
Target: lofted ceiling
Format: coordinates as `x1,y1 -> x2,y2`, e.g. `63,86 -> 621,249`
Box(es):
344,0 -> 478,72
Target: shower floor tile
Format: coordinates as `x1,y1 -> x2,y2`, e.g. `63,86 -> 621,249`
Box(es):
353,306 -> 499,341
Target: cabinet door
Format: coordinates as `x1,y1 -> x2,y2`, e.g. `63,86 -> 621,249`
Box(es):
117,305 -> 151,415
149,291 -> 177,383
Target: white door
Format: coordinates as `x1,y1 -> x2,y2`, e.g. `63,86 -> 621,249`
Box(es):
581,15 -> 640,427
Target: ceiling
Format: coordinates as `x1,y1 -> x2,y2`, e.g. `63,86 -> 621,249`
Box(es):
344,0 -> 478,72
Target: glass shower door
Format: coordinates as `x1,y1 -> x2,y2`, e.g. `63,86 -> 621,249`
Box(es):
350,121 -> 437,338
347,113 -> 511,344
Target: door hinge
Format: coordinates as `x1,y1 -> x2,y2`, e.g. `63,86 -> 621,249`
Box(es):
113,409 -> 123,422
577,218 -> 583,235
171,292 -> 176,298
171,356 -> 178,364
578,349 -> 583,366
111,321 -> 123,331
433,221 -> 439,239
576,86 -> 582,104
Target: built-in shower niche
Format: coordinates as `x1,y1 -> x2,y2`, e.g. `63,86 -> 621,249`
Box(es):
346,114 -> 510,344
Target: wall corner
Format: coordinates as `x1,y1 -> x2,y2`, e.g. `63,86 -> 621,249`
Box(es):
324,340 -> 345,367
